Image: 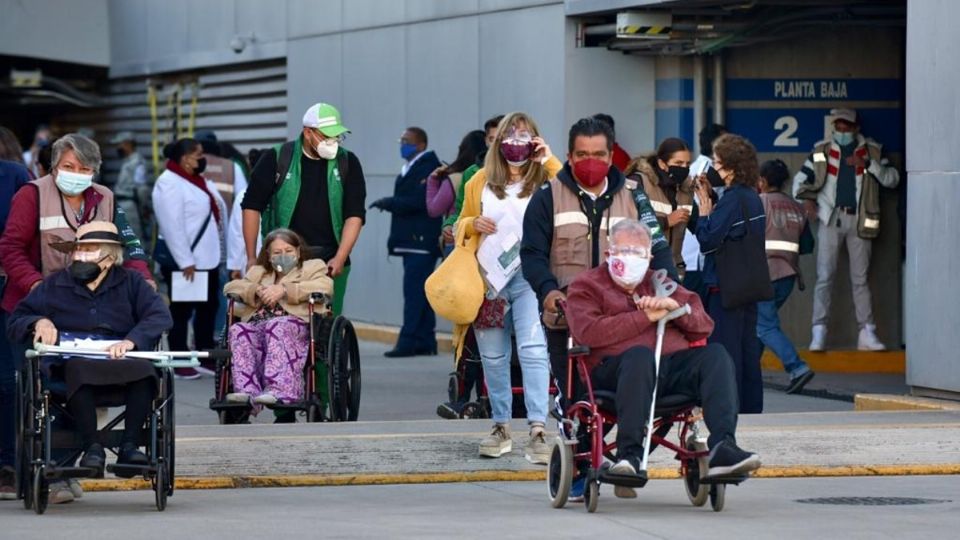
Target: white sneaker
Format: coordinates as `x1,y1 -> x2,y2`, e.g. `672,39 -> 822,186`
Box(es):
479,423 -> 512,458
48,480 -> 75,504
252,393 -> 278,405
858,324 -> 885,351
809,325 -> 827,351
226,392 -> 251,403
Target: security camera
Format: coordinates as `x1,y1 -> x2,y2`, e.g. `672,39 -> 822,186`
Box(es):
230,36 -> 246,54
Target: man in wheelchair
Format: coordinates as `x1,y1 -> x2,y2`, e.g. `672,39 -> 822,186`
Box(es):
566,219 -> 760,483
7,222 -> 172,493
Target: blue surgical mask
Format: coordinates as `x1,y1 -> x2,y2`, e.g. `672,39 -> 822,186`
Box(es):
400,143 -> 419,161
833,131 -> 855,146
55,169 -> 94,196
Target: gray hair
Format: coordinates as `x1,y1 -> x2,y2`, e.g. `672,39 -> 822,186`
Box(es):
609,219 -> 652,247
52,133 -> 102,173
103,243 -> 124,265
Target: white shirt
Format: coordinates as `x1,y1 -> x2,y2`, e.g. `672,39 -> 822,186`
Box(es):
401,151 -> 427,177
582,178 -> 609,201
481,182 -> 530,239
152,169 -> 227,271
227,188 -> 261,271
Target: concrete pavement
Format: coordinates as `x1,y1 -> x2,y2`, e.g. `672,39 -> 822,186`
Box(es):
3,477 -> 958,539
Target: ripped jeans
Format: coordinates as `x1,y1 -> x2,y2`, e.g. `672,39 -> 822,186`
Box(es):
474,274 -> 550,425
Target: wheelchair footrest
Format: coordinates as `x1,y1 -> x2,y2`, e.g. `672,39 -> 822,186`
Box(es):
209,399 -> 252,411
269,401 -> 316,411
700,474 -> 749,485
45,466 -> 100,480
107,463 -> 154,479
599,467 -> 650,488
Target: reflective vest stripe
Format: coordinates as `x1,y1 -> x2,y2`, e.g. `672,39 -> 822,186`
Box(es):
601,216 -> 629,230
39,216 -> 70,231
765,240 -> 799,253
554,212 -> 589,227
862,218 -> 880,229
649,199 -> 673,215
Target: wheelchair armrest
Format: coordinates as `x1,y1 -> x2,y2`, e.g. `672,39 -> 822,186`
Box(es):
569,345 -> 591,357
309,292 -> 331,306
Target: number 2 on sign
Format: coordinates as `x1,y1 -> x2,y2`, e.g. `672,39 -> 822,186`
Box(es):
773,115 -> 799,147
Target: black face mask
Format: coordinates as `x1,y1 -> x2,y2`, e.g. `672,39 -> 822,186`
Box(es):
69,257 -> 108,285
706,166 -> 725,188
194,157 -> 207,174
666,165 -> 690,185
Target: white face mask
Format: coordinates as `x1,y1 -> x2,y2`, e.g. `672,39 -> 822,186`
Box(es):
317,140 -> 339,160
55,169 -> 94,196
607,254 -> 650,288
832,131 -> 855,146
73,249 -> 103,262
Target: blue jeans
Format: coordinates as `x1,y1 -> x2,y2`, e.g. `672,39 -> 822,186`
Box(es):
474,274 -> 549,424
756,276 -> 811,379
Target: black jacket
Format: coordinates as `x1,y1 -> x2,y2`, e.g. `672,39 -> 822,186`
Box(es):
381,151 -> 443,256
7,266 -> 173,351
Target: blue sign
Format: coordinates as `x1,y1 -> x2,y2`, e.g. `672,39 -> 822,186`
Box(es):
726,108 -> 903,153
726,79 -> 902,102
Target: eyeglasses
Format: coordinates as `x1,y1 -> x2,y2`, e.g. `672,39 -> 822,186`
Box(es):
316,130 -> 346,143
608,246 -> 650,258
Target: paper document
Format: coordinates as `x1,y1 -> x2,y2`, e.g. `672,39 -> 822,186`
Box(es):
477,213 -> 522,295
171,271 -> 209,302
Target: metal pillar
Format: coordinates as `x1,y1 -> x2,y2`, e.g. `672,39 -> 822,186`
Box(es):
712,52 -> 725,126
693,55 -> 707,154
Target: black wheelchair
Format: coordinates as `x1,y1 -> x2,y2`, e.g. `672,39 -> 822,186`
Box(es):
15,344 -> 206,514
209,292 -> 361,423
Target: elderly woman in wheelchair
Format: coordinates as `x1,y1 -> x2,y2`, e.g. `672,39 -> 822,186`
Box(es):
223,228 -> 332,409
7,222 -> 172,487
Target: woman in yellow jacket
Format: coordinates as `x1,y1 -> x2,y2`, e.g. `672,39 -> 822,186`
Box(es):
455,112 -> 563,464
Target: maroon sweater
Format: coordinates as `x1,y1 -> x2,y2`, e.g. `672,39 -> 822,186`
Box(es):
566,263 -> 714,372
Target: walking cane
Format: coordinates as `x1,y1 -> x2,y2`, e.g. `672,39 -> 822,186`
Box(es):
637,270 -> 690,473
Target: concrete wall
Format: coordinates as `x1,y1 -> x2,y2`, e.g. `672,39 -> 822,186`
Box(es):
652,26 -> 906,350
0,0 -> 110,66
904,0 -> 960,395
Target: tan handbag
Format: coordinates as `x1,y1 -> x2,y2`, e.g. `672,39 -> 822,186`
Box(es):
425,223 -> 485,324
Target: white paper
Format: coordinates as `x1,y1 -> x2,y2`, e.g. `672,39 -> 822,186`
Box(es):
171,271 -> 209,302
477,213 -> 522,295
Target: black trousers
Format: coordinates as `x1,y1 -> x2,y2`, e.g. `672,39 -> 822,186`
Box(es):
165,268 -> 220,357
590,343 -> 739,459
68,378 -> 155,449
707,292 -> 763,414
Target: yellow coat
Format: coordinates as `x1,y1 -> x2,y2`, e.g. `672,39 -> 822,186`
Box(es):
450,156 -> 563,360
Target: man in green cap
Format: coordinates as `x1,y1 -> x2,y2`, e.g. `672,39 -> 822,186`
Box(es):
242,102 -> 367,317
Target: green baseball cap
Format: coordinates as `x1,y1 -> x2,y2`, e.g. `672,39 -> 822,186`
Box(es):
302,102 -> 350,137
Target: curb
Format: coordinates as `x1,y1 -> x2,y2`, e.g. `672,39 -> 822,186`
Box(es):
79,464 -> 960,492
352,321 -> 905,374
854,393 -> 960,411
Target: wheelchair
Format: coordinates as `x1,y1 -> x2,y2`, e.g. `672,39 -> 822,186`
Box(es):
14,343 -> 203,514
547,339 -> 747,513
442,329 -> 558,420
209,292 -> 361,423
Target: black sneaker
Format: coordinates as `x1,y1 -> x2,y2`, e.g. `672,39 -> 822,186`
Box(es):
785,371 -> 816,394
115,443 -> 149,478
436,401 -> 464,419
706,441 -> 761,478
79,443 -> 106,474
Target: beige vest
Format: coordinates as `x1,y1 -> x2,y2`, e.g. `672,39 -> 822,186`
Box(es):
549,178 -> 638,289
33,175 -> 114,276
636,160 -> 694,273
202,155 -> 236,208
762,191 -> 806,283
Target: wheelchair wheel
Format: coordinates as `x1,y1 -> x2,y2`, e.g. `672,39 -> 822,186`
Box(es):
32,467 -> 48,515
326,317 -> 361,422
163,369 -> 176,498
447,372 -> 459,404
710,483 -> 726,512
547,437 -> 573,508
684,435 -> 709,507
584,478 -> 599,513
154,463 -> 167,511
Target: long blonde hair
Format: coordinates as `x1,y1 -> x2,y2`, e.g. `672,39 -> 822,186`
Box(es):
482,112 -> 549,199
